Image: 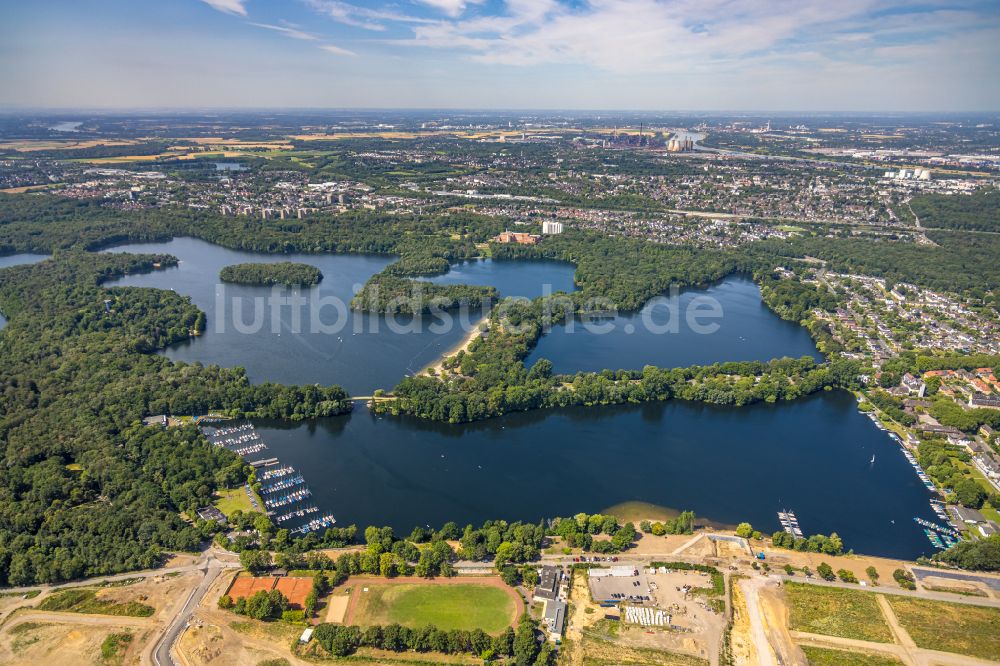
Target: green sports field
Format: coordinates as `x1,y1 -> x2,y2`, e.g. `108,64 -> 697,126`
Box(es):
351,583 -> 517,634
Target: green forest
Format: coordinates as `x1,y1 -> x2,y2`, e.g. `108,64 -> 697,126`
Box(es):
909,189 -> 1000,232
219,262 -> 323,286
0,252 -> 350,585
0,190 -> 997,581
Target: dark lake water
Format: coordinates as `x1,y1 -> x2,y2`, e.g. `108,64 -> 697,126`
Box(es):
102,238 -> 575,394
426,258 -> 576,300
96,238 -> 940,558
256,391 -> 940,560
0,253 -> 49,330
527,275 -> 822,373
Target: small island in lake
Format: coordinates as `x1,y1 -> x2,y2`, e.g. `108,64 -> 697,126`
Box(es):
219,262 -> 323,286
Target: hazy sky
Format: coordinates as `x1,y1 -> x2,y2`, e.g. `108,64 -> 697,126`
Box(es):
1,0 -> 998,111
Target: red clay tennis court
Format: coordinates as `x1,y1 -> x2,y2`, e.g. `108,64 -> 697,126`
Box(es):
226,575 -> 313,609
273,576 -> 313,609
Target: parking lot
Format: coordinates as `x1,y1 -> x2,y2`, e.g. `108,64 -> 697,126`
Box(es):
588,570 -> 657,607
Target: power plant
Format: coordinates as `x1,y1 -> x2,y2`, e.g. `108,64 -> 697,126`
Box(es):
666,136 -> 695,152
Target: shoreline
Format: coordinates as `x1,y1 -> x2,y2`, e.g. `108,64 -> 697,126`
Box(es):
421,317 -> 488,376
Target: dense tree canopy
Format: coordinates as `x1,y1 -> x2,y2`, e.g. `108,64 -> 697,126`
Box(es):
219,262 -> 323,286
0,252 -> 350,584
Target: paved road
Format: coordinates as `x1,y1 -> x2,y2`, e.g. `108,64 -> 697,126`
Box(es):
152,557 -> 228,666
911,566 -> 1000,592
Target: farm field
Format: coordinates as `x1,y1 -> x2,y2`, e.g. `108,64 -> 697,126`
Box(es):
346,579 -> 519,635
884,595 -> 1000,661
784,583 -> 892,643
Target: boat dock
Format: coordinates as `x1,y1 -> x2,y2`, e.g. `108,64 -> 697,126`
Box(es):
914,517 -> 962,539
291,513 -> 337,535
778,510 -> 804,538
200,423 -> 335,535
261,474 -> 305,494
260,466 -> 295,481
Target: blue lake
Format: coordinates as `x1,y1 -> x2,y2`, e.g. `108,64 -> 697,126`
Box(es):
257,391 -> 940,560
427,257 -> 575,300
527,275 -> 822,373
102,238 -> 576,394
97,238 -> 941,558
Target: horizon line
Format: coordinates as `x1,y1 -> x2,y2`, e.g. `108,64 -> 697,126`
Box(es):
1,107 -> 998,116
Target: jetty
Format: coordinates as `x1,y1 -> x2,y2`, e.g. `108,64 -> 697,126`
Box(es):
778,510 -> 804,538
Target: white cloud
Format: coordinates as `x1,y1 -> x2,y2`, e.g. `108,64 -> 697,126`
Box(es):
415,0 -> 483,18
320,43 -> 358,57
394,0 -> 998,76
250,22 -> 318,41
305,0 -> 434,31
201,0 -> 247,16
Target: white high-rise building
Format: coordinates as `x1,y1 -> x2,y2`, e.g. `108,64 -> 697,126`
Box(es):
542,220 -> 564,235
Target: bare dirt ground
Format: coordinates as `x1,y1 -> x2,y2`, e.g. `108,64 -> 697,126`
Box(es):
630,533 -> 708,556
564,568 -> 720,666
324,592 -> 350,623
177,611 -> 309,666
0,570 -> 202,666
738,577 -> 807,666
98,572 -> 201,617
759,548 -> 911,589
0,616 -> 153,666
177,569 -> 310,666
727,578 -> 758,665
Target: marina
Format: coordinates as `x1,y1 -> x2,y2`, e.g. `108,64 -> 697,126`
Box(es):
914,517 -> 962,539
201,422 -> 335,534
868,417 -> 938,492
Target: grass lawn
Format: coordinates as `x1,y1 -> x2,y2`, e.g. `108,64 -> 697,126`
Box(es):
784,583 -> 892,643
886,596 -> 1000,661
37,589 -> 154,617
214,487 -> 256,516
801,646 -> 902,665
351,583 -> 515,635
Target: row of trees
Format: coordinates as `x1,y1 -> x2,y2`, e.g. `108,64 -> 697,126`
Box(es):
770,531 -> 845,555
311,618 -> 554,665
735,521 -> 845,554
224,514 -> 649,583
641,511 -> 697,536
